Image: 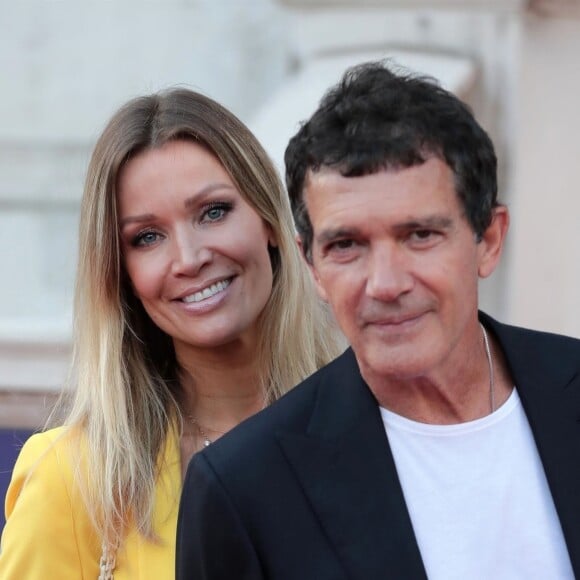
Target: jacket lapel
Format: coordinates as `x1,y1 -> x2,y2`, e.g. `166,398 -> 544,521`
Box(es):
483,314 -> 580,577
277,349 -> 427,580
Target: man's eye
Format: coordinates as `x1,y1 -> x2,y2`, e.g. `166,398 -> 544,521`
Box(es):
329,239 -> 355,251
411,230 -> 436,241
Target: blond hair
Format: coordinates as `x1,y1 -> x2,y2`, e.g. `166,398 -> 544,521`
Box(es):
55,88 -> 342,549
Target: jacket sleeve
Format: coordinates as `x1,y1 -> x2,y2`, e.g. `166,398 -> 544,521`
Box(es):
176,452 -> 264,580
0,430 -> 100,579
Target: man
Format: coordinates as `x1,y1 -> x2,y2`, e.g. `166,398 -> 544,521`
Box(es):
176,62 -> 580,579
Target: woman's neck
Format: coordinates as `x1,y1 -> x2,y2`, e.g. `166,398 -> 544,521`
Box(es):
177,343 -> 265,434
177,359 -> 265,475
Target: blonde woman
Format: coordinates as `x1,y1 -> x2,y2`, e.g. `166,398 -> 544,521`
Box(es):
0,89 -> 342,579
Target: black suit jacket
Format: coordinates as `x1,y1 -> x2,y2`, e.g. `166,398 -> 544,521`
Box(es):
176,313 -> 580,579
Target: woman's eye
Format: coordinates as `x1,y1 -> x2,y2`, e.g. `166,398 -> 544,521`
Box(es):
201,202 -> 232,223
132,230 -> 160,247
206,207 -> 225,221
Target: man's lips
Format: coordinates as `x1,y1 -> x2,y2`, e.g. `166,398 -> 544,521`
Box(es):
364,311 -> 427,326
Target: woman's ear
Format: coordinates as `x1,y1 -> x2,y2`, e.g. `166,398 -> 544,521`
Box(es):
477,206 -> 510,279
265,223 -> 278,248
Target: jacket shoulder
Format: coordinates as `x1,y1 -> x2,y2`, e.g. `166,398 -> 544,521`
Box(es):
482,312 -> 580,382
5,427 -> 73,508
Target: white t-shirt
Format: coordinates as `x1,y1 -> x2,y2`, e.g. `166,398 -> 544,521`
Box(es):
380,389 -> 574,579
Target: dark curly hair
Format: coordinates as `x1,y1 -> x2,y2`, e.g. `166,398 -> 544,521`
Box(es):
285,61 -> 498,260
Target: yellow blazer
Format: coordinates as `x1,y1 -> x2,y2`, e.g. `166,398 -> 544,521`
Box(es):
0,426 -> 181,579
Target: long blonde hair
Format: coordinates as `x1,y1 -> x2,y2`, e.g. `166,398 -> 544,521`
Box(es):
58,88 -> 342,548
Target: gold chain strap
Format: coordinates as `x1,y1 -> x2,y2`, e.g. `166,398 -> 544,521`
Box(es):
98,540 -> 117,580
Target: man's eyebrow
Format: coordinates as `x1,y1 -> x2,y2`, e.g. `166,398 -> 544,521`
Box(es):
393,216 -> 454,231
316,228 -> 361,245
316,216 -> 454,241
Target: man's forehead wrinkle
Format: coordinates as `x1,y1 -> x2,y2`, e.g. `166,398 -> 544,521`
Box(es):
306,161 -> 441,193
305,150 -> 438,182
305,166 -> 341,189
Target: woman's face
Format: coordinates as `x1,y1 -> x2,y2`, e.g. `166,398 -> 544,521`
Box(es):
118,140 -> 276,355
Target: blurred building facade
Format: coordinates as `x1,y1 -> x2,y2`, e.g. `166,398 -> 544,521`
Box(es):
1,0 -> 579,426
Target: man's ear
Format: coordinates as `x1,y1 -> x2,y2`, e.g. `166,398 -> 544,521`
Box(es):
477,206 -> 510,279
296,235 -> 328,302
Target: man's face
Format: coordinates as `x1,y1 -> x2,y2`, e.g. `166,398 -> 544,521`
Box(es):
304,157 -> 505,385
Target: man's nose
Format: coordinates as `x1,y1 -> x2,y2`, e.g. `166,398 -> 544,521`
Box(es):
366,243 -> 413,302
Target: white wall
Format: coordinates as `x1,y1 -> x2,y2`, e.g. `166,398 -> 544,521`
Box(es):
507,13 -> 580,337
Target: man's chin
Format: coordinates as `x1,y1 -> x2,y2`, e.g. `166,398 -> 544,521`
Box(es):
356,343 -> 433,383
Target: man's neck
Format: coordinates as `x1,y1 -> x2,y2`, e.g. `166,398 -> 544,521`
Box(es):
362,334 -> 514,425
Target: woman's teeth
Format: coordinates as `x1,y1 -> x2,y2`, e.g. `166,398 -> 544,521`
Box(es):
182,279 -> 231,303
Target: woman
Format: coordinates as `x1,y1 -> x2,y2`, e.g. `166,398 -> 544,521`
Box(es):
0,88 -> 342,579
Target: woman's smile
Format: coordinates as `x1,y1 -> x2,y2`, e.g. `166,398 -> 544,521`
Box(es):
179,276 -> 234,304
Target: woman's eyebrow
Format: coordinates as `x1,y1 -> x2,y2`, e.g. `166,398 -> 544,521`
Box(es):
183,183 -> 236,210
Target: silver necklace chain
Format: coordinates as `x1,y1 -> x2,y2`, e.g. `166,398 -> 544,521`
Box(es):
480,323 -> 495,413
188,396 -> 268,448
189,416 -> 226,448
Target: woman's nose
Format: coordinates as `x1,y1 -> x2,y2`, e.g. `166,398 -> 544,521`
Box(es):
170,231 -> 212,277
